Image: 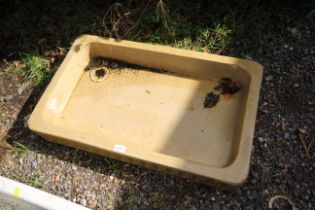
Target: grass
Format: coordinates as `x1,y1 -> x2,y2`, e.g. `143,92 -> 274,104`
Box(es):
197,24 -> 231,53
104,158 -> 126,173
0,141 -> 12,150
3,54 -> 52,88
0,141 -> 13,164
125,196 -> 135,210
106,193 -> 114,202
21,177 -> 44,189
6,65 -> 25,78
31,178 -> 44,188
12,141 -> 29,155
21,54 -> 51,86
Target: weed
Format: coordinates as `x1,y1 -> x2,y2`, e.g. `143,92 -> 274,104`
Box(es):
125,196 -> 135,210
197,24 -> 231,53
0,127 -> 9,142
21,177 -> 44,189
106,193 -> 114,202
122,174 -> 135,181
71,176 -> 83,183
0,141 -> 13,164
6,66 -> 25,78
173,38 -> 203,51
0,141 -> 12,150
208,203 -> 216,210
31,179 -> 44,188
73,155 -> 81,165
155,0 -> 170,31
260,175 -> 272,188
12,141 -> 29,155
104,158 -> 125,173
21,54 -> 51,85
176,182 -> 184,191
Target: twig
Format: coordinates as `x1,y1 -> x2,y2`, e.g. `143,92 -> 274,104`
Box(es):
120,0 -> 152,38
270,172 -> 284,177
268,195 -> 298,210
298,133 -> 311,160
102,3 -> 131,38
307,136 -> 314,152
156,0 -> 170,31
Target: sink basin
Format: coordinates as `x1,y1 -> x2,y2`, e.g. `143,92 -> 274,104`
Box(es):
28,35 -> 263,186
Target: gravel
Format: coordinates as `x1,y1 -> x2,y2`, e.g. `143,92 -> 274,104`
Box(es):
1,24 -> 314,210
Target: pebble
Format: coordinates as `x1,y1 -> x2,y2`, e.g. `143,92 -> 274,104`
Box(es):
258,137 -> 264,143
80,198 -> 87,206
284,132 -> 290,139
88,200 -> 98,209
17,81 -> 31,95
298,128 -> 306,134
0,95 -> 13,101
294,83 -> 299,87
263,190 -> 269,195
265,75 -> 273,81
288,27 -> 298,35
32,160 -> 38,168
185,195 -> 193,201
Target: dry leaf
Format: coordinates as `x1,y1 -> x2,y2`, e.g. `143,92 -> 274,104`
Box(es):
55,174 -> 60,182
13,60 -> 22,68
57,47 -> 66,55
50,57 -> 55,64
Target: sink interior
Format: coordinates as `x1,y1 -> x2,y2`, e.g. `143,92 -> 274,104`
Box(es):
57,58 -> 246,167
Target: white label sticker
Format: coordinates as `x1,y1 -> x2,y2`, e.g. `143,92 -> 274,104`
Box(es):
114,144 -> 126,153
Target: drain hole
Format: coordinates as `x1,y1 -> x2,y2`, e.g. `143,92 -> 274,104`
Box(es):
95,69 -> 106,78
90,67 -> 109,82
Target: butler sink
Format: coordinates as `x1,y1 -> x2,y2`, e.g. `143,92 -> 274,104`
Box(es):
28,35 -> 263,186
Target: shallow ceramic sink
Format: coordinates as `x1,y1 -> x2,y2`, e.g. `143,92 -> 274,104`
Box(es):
28,35 -> 263,186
